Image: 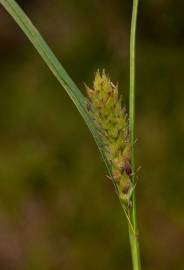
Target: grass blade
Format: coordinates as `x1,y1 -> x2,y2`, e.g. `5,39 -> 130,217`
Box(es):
0,0 -> 117,189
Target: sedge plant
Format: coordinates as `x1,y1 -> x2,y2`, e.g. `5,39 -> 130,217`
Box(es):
0,0 -> 141,269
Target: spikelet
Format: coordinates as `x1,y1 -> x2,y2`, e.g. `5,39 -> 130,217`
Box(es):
86,70 -> 133,208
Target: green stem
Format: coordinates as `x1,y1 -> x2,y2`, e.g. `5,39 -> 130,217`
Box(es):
128,225 -> 141,270
129,0 -> 141,270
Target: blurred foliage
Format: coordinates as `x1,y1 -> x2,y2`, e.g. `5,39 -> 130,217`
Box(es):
0,0 -> 184,269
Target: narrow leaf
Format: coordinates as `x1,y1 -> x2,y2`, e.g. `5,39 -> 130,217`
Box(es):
0,0 -> 117,189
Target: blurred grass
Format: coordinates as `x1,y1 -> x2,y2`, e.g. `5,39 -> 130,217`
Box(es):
0,1 -> 184,270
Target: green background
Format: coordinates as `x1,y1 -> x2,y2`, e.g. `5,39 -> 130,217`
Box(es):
0,0 -> 184,269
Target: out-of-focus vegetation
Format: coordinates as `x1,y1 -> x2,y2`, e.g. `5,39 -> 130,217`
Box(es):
0,1 -> 184,269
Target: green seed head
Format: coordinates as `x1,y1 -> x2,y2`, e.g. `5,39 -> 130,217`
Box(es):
86,70 -> 133,207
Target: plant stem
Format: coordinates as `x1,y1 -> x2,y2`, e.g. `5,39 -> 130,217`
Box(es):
129,0 -> 141,270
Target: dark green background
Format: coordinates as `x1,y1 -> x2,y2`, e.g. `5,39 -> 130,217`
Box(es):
0,0 -> 184,269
